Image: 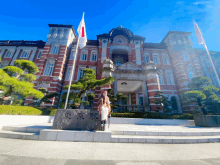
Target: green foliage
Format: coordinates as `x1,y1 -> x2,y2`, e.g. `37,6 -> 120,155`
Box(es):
29,88 -> 59,107
181,76 -> 220,115
3,66 -> 24,77
0,69 -> 43,99
14,60 -> 39,74
0,105 -> 42,115
20,73 -> 36,81
107,89 -> 127,110
62,68 -> 114,109
0,60 -> 44,105
152,91 -> 173,114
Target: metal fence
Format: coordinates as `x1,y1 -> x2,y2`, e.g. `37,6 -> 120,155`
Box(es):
113,105 -> 150,113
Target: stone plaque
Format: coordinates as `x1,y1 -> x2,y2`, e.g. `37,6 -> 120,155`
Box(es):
52,109 -> 101,130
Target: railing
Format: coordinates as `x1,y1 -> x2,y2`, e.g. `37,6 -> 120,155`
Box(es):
114,105 -> 150,113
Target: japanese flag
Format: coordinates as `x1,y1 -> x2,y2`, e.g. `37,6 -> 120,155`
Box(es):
77,13 -> 87,49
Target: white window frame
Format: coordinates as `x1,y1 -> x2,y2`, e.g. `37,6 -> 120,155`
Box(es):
70,50 -> 75,60
165,70 -> 175,85
152,53 -> 160,64
36,51 -> 42,59
143,52 -> 150,63
90,51 -> 97,61
44,59 -> 55,76
162,53 -> 170,65
80,50 -> 88,61
65,66 -> 72,80
77,66 -> 86,80
158,70 -> 165,85
187,66 -> 195,81
4,50 -> 13,58
89,66 -> 97,76
20,50 -> 31,59
50,44 -> 59,54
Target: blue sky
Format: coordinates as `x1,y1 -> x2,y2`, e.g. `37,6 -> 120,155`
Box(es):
0,0 -> 219,51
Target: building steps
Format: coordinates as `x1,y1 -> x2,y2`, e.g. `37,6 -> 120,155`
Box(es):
111,130 -> 220,136
111,135 -> 220,143
0,130 -> 39,140
1,125 -> 220,143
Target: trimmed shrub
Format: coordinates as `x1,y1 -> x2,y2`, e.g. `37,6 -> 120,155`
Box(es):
0,105 -> 42,115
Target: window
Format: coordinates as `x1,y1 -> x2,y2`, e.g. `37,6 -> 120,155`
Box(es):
36,51 -> 42,59
5,50 -> 13,58
183,52 -> 190,61
44,60 -> 55,76
117,39 -> 123,44
187,67 -> 194,80
158,71 -> 165,85
65,67 -> 72,80
20,50 -> 30,58
50,45 -> 59,54
166,70 -> 175,85
143,52 -> 150,63
77,68 -> 85,80
162,53 -> 170,65
89,66 -> 97,76
70,51 -> 75,60
153,53 -> 160,64
80,50 -> 88,61
91,52 -> 97,61
183,53 -> 187,60
114,57 -> 123,66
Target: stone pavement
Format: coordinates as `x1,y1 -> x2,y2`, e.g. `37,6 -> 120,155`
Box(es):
1,137 -> 220,165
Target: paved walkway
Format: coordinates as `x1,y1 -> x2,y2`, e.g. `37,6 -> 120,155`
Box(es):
1,137 -> 220,165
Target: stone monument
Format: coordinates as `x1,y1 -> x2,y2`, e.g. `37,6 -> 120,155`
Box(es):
52,109 -> 101,130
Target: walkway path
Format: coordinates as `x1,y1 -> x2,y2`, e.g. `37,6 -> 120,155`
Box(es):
1,137 -> 220,165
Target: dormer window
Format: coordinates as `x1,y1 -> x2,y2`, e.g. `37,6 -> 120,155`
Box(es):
117,39 -> 123,44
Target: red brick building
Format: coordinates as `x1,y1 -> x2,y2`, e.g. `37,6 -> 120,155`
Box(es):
1,24 -> 217,113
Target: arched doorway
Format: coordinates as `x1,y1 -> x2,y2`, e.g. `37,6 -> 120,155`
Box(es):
111,49 -> 129,66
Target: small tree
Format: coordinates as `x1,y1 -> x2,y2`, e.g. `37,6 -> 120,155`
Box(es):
152,91 -> 173,114
29,88 -> 59,107
107,89 -> 127,111
0,60 -> 44,104
61,68 -> 114,109
181,76 -> 220,115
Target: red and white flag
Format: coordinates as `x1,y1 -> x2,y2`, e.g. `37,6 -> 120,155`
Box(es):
77,13 -> 87,49
193,19 -> 205,45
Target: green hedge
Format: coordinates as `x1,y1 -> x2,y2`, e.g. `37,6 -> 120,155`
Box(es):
111,112 -> 195,120
0,105 -> 43,115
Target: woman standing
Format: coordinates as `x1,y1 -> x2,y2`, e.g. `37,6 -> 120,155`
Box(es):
97,91 -> 111,131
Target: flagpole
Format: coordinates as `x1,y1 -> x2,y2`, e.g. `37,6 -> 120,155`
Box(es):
64,12 -> 84,109
203,43 -> 220,88
193,19 -> 220,88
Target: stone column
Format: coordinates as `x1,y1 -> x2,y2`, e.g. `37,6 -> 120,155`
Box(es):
93,59 -> 114,110
142,80 -> 148,111
145,61 -> 161,112
113,77 -> 117,97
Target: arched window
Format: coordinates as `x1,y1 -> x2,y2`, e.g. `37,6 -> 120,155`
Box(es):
44,59 -> 55,76
162,53 -> 170,65
158,70 -> 165,85
152,53 -> 160,64
90,50 -> 97,61
165,70 -> 175,85
80,50 -> 88,61
143,52 -> 150,63
187,66 -> 194,80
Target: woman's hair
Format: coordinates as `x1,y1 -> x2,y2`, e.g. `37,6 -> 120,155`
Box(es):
99,91 -> 107,104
